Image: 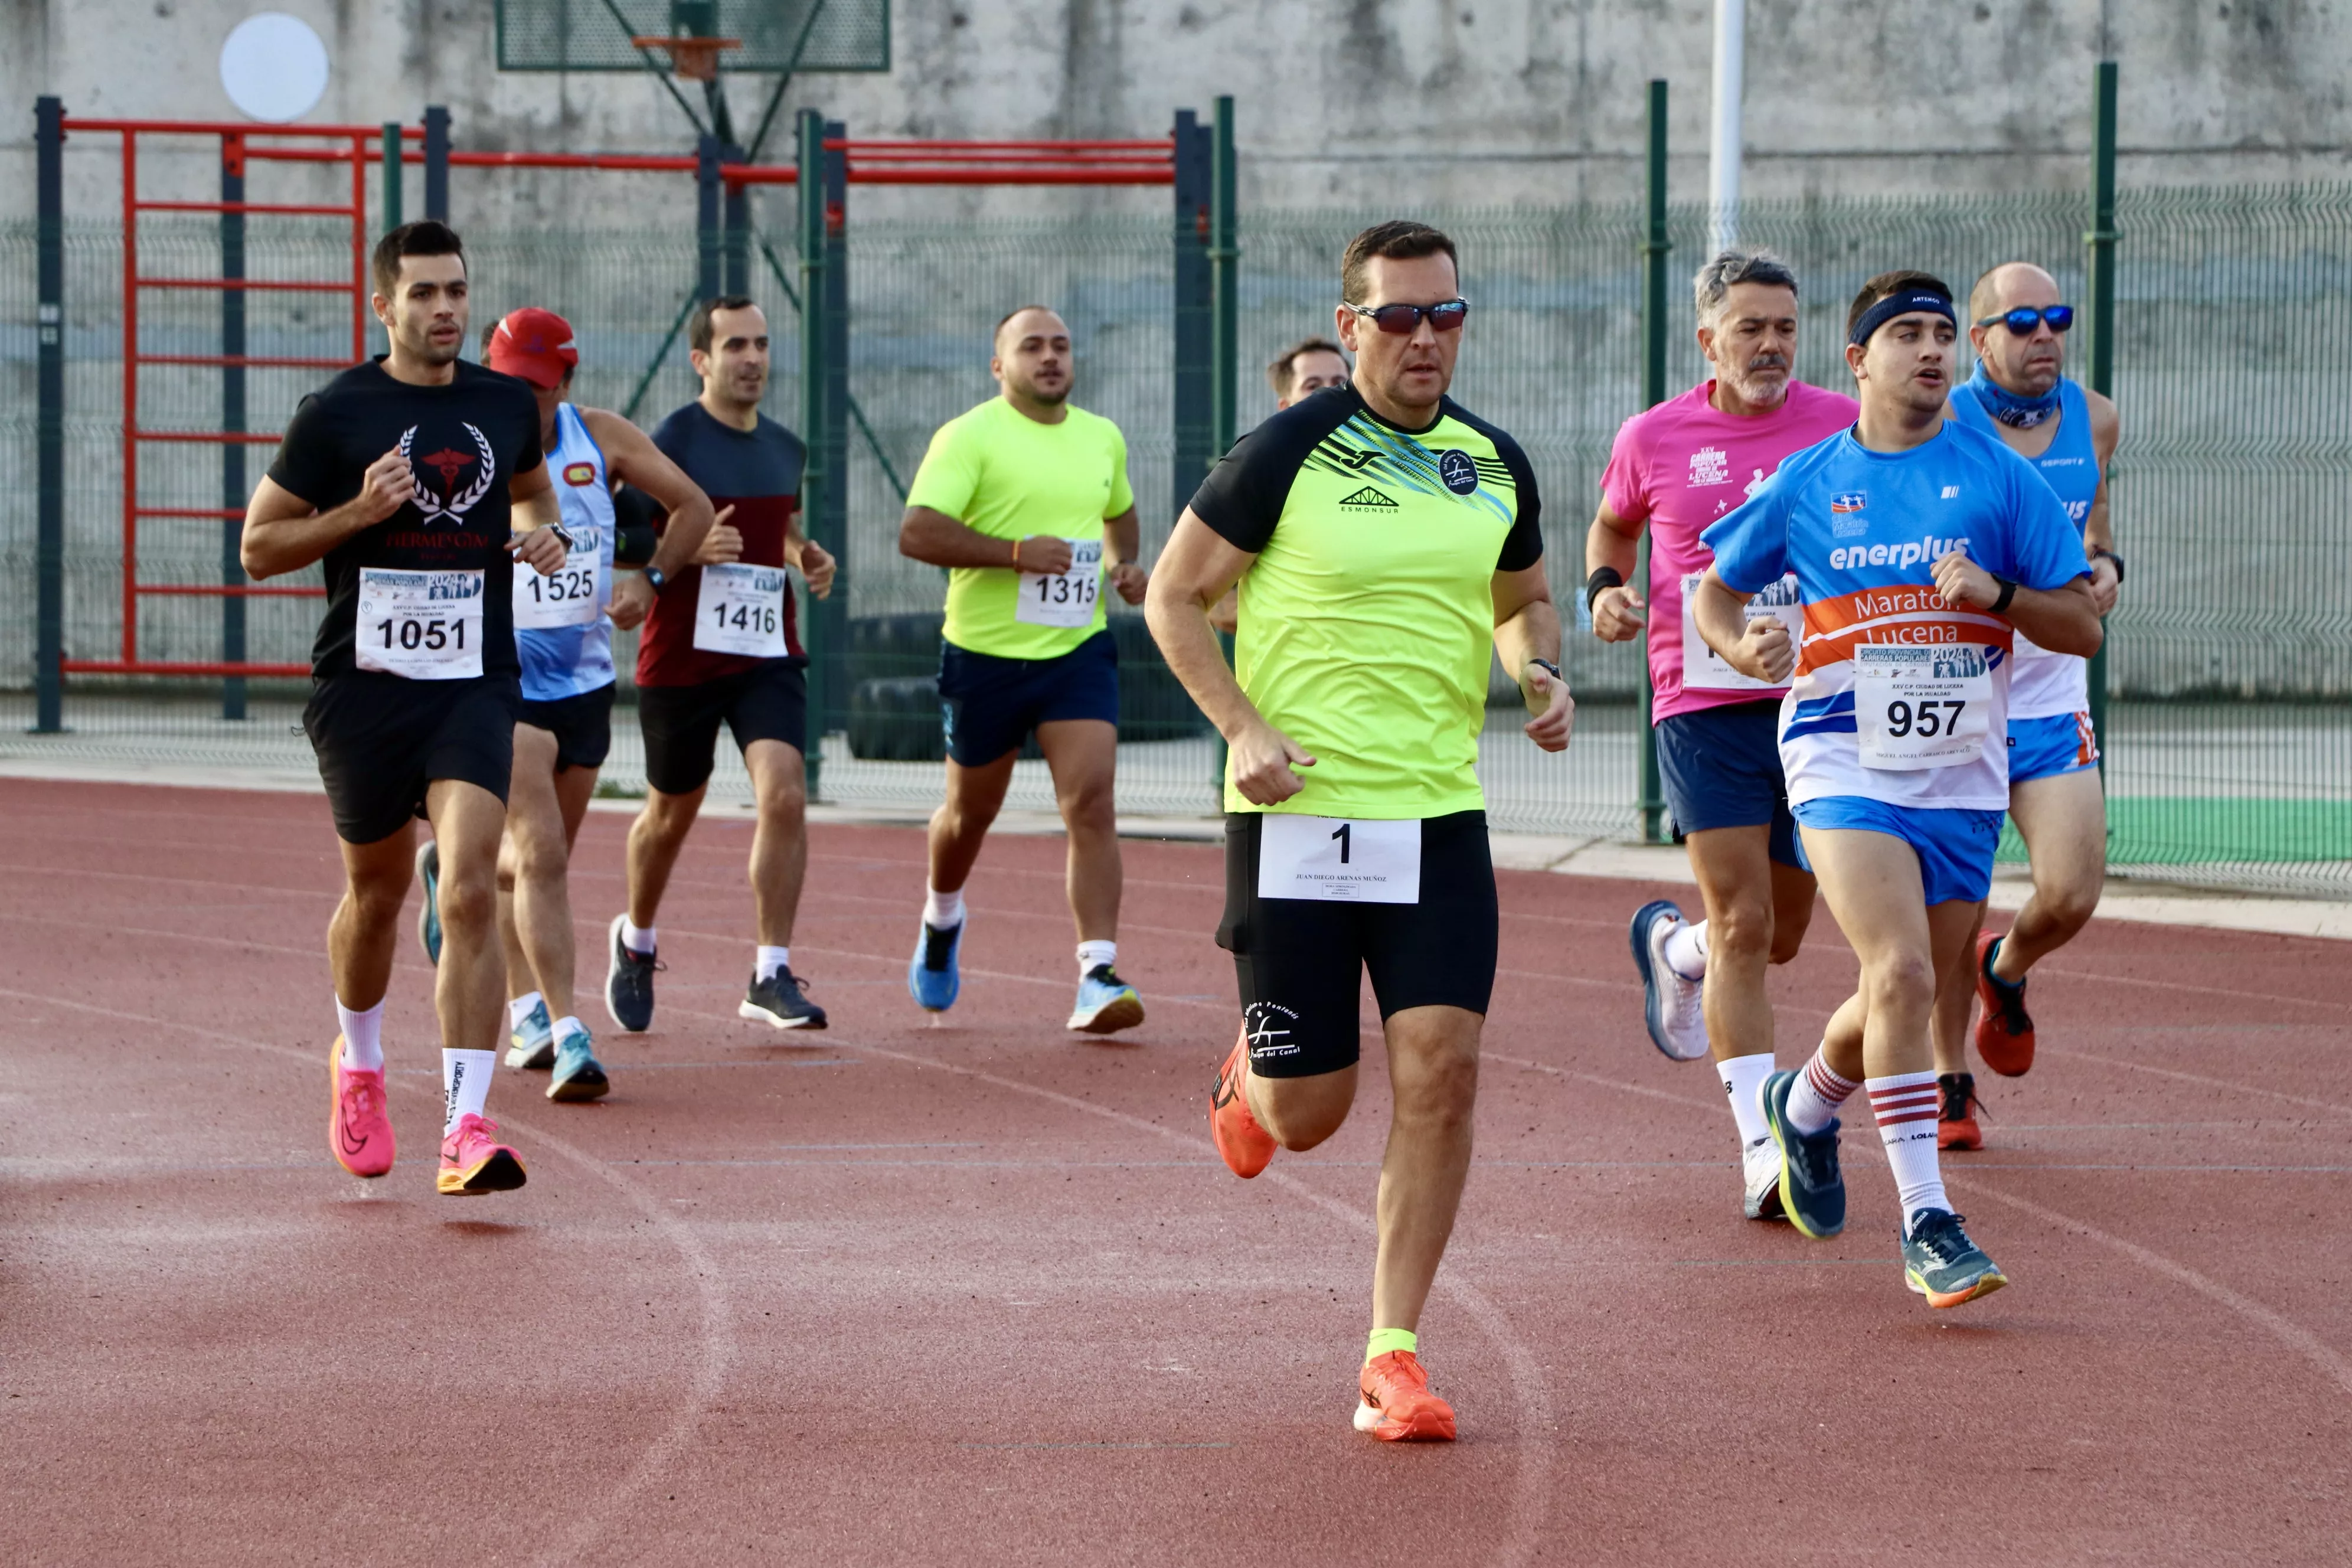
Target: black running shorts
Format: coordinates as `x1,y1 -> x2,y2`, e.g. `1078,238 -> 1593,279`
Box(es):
1215,809 -> 1498,1079
635,658 -> 808,796
515,683 -> 616,773
304,672 -> 520,845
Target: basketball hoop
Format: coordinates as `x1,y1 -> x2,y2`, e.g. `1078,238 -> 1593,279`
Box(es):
632,34 -> 741,83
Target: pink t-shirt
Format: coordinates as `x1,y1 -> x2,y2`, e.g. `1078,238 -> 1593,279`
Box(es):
1600,379 -> 1859,722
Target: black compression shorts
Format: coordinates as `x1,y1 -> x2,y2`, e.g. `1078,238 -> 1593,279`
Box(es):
304,672 -> 519,845
1215,809 -> 1498,1079
515,683 -> 616,773
635,658 -> 808,796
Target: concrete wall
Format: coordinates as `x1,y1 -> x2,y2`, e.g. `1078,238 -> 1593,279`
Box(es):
5,0 -> 2349,228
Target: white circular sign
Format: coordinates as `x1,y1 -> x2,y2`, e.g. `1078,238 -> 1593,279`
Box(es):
218,14 -> 331,123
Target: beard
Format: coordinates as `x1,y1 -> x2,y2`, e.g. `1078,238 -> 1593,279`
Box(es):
1017,377 -> 1070,406
1721,355 -> 1790,407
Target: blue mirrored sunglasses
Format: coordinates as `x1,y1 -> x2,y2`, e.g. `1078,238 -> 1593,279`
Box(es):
1977,305 -> 2074,335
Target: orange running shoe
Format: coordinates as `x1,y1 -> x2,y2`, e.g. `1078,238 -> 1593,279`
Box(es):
437,1113 -> 527,1195
1211,1028 -> 1276,1179
1354,1351 -> 1456,1442
328,1035 -> 395,1178
1936,1072 -> 1983,1152
1971,930 -> 2036,1077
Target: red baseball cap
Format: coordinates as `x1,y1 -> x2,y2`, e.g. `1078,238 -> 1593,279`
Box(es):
487,307 -> 579,388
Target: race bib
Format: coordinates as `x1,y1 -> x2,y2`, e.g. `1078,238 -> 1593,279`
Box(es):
692,562 -> 788,658
512,531 -> 603,630
356,567 -> 484,680
1681,571 -> 1802,691
1853,643 -> 1992,770
1015,538 -> 1102,628
1256,814 -> 1421,904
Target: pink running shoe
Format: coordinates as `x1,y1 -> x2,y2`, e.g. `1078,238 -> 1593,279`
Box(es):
328,1035 -> 395,1178
437,1113 -> 527,1196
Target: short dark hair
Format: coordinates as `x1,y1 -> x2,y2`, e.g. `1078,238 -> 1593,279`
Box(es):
690,295 -> 760,354
1845,269 -> 1954,341
1341,221 -> 1458,306
371,220 -> 465,298
1267,337 -> 1346,398
994,304 -> 1063,348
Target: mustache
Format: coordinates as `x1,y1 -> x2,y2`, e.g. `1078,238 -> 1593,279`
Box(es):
1739,354 -> 1789,373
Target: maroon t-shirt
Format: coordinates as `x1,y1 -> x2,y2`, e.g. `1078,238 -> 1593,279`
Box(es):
635,401 -> 809,687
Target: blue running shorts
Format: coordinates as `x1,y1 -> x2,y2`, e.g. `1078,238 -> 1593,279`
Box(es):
1790,795 -> 2003,907
938,628 -> 1120,767
2007,710 -> 2099,786
1655,700 -> 1803,869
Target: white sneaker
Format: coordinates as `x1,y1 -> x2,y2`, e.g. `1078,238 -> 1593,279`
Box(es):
1629,900 -> 1709,1061
1743,1136 -> 1786,1221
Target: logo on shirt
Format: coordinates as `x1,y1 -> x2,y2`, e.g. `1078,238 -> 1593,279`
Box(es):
1830,491 -> 1867,514
563,462 -> 596,486
398,423 -> 496,523
1941,485 -> 1961,499
1338,485 -> 1398,509
1688,446 -> 1730,486
1745,467 -> 1768,497
1437,450 -> 1479,496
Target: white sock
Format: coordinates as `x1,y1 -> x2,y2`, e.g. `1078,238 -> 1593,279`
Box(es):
1868,1072 -> 1949,1230
1076,939 -> 1117,979
337,999 -> 384,1072
509,992 -> 544,1030
442,1048 -> 497,1135
756,945 -> 790,982
1662,917 -> 1709,982
552,1015 -> 587,1046
1785,1044 -> 1860,1136
1719,1052 -> 1776,1147
621,918 -> 657,956
923,886 -> 965,930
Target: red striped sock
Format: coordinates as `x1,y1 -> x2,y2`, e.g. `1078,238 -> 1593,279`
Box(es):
1784,1046 -> 1859,1135
1868,1072 -> 1948,1230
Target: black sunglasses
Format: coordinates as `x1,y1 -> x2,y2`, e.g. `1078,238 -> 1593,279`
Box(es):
1344,298 -> 1469,335
1977,305 -> 2074,335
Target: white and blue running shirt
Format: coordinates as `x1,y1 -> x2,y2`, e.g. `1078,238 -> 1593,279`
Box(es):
514,403 -> 619,702
1701,421 -> 2090,813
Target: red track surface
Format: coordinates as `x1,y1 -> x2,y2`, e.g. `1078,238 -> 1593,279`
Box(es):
4,779 -> 2347,1564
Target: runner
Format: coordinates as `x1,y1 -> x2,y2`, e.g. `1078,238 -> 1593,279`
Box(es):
897,305 -> 1151,1033
240,220 -> 568,1194
1586,247 -> 1854,1221
604,296 -> 836,1035
1929,262 -> 2123,1150
429,309 -> 714,1100
1265,336 -> 1350,404
1146,221 -> 1573,1438
1693,270 -> 2101,1306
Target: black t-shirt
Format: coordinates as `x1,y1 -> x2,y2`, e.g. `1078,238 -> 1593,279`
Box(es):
267,358 -> 545,677
637,402 -> 810,685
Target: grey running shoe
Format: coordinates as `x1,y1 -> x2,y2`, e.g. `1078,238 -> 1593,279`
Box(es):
1902,1208 -> 2008,1308
741,967 -> 827,1030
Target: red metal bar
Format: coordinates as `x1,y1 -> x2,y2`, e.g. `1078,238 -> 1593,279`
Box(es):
139,354 -> 349,370
846,167 -> 1174,186
447,151 -> 702,172
243,147 -> 383,165
831,138 -> 1172,152
134,584 -> 325,597
839,148 -> 1171,162
135,507 -> 244,520
64,117 -> 420,139
135,429 -> 283,445
61,659 -> 313,676
349,134 -> 367,362
135,277 -> 351,293
136,200 -> 357,217
121,132 -> 138,665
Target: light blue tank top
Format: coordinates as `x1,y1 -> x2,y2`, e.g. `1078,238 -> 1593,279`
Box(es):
1949,375 -> 2098,532
514,403 -> 618,702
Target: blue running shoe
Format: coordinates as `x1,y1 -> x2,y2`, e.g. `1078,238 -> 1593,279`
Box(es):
414,840 -> 442,966
907,917 -> 963,1012
504,998 -> 556,1070
1759,1069 -> 1846,1239
1628,899 -> 1707,1061
1903,1208 -> 2008,1308
1067,963 -> 1145,1035
545,1024 -> 610,1103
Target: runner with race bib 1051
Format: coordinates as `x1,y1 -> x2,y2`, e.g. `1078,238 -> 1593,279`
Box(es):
896,304 -> 1152,1036
241,221 -> 569,1198
1693,269 -> 2101,1311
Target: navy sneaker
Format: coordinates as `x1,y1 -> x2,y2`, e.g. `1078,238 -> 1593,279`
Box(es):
1758,1069 -> 1846,1239
907,917 -> 963,1012
1628,899 -> 1707,1061
414,840 -> 442,966
741,967 -> 827,1030
604,914 -> 659,1033
1902,1208 -> 2008,1308
546,1024 -> 610,1103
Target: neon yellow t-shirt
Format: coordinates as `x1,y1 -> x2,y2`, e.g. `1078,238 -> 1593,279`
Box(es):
905,397 -> 1135,661
1188,387 -> 1545,819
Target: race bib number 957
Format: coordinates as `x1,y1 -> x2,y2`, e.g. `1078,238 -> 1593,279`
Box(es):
1853,643 -> 1992,770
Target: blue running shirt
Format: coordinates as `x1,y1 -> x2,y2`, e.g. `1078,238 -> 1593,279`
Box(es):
513,403 -> 618,702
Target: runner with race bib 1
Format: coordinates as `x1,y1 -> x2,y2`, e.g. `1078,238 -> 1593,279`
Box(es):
1693,269 -> 2099,1312
896,303 -> 1151,1037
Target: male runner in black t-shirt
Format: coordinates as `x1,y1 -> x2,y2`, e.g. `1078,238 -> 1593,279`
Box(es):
243,221 -> 568,1197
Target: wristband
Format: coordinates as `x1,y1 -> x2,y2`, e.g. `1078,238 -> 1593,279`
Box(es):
643,566 -> 668,594
2089,547 -> 2125,584
1011,537 -> 1023,569
1990,576 -> 2018,615
1527,658 -> 1563,684
1585,566 -> 1625,616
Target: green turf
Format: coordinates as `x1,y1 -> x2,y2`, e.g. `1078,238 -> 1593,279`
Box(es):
1996,796 -> 2352,864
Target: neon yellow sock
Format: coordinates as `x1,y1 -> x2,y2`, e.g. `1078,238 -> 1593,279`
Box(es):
1366,1327 -> 1417,1364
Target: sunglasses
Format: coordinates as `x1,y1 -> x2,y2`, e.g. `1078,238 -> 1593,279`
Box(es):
1977,305 -> 2074,335
1344,298 -> 1469,335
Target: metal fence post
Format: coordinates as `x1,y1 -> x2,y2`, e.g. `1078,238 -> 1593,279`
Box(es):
697,135 -> 724,303
796,109 -> 829,797
381,121 -> 403,230
2085,60 -> 2119,782
422,106 -> 449,221
721,142 -> 750,295
1638,79 -> 1672,842
220,132 -> 249,720
33,96 -> 65,733
1170,108 -> 1213,518
816,120 -> 851,762
1207,96 -> 1239,796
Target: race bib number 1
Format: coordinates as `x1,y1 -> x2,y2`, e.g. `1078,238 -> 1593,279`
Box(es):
512,531 -> 603,630
357,567 -> 484,680
1015,537 -> 1103,628
693,562 -> 788,658
1853,644 -> 1992,770
1256,814 -> 1421,904
1681,571 -> 1802,691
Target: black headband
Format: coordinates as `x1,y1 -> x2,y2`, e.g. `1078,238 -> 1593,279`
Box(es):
1849,289 -> 1956,348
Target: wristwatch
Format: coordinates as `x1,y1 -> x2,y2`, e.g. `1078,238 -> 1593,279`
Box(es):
643,566 -> 668,594
1528,658 -> 1563,683
2089,547 -> 2125,584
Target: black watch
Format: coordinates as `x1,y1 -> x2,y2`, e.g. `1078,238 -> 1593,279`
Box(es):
2089,547 -> 2125,584
1528,658 -> 1563,683
643,566 -> 668,594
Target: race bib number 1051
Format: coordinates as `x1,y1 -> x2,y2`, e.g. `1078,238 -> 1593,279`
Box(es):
1853,643 -> 1992,770
357,567 -> 484,680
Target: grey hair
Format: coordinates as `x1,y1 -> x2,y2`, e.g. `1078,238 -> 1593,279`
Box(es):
1693,246 -> 1799,321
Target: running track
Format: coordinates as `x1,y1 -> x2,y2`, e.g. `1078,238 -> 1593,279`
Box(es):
4,779 -> 2346,1564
